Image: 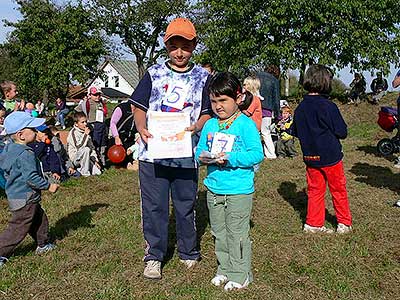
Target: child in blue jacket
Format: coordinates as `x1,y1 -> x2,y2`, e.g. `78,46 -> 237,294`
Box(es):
195,72 -> 264,291
0,112 -> 59,268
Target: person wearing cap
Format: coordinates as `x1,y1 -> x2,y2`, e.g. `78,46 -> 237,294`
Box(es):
75,86 -> 108,166
0,112 -> 59,269
130,17 -> 212,279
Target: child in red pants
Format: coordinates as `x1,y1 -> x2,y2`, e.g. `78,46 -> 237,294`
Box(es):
292,64 -> 352,234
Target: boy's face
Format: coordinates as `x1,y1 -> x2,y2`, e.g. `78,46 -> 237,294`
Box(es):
76,117 -> 87,130
282,111 -> 291,119
165,36 -> 196,70
6,85 -> 17,100
16,128 -> 36,144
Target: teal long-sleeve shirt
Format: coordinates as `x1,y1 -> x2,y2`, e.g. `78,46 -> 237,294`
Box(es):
195,114 -> 264,195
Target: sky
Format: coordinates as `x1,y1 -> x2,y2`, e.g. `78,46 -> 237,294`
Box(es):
0,0 -> 399,91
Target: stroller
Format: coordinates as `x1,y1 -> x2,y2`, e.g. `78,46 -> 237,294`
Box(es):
377,106 -> 400,155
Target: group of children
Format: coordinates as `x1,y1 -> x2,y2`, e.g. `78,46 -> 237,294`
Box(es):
0,17 -> 353,293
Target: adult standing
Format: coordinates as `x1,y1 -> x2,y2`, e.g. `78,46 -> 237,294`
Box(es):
74,86 -> 108,167
55,98 -> 69,130
257,65 -> 281,159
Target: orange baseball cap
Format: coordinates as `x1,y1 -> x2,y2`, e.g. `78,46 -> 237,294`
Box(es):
164,18 -> 196,43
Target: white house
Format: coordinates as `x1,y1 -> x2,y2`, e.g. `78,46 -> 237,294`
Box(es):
90,59 -> 140,98
68,59 -> 140,103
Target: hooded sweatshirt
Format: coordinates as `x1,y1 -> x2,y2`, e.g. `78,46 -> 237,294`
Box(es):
0,141 -> 49,211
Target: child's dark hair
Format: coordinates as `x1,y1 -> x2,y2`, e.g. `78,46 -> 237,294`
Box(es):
208,72 -> 253,110
303,64 -> 333,94
0,80 -> 16,98
73,111 -> 86,123
41,127 -> 54,140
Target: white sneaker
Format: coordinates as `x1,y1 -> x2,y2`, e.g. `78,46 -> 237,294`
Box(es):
62,126 -> 66,130
55,121 -> 60,126
224,277 -> 250,291
143,260 -> 161,279
337,223 -> 352,234
180,259 -> 198,269
0,256 -> 8,269
35,243 -> 56,255
303,224 -> 334,234
211,274 -> 228,286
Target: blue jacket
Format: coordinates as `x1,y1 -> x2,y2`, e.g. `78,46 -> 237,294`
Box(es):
195,114 -> 264,195
257,71 -> 281,118
0,142 -> 49,211
28,141 -> 61,174
292,94 -> 347,167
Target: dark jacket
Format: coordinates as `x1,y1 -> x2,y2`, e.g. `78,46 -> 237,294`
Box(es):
292,94 -> 347,167
257,71 -> 280,118
0,142 -> 49,211
28,141 -> 61,175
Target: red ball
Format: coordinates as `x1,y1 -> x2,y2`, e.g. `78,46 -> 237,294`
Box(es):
107,145 -> 126,164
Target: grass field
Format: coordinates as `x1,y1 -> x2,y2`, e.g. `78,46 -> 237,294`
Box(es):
0,94 -> 399,300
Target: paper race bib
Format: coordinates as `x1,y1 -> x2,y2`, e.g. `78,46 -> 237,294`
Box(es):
96,109 -> 104,122
210,132 -> 236,155
162,79 -> 190,111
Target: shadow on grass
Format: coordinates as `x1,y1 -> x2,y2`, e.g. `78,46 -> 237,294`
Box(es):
356,145 -> 397,162
350,162 -> 400,193
164,190 -> 209,265
277,181 -> 336,226
13,203 -> 109,257
51,203 -> 109,241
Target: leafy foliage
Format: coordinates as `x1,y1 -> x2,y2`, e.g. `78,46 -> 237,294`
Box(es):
3,0 -> 108,101
88,0 -> 189,77
195,0 -> 400,78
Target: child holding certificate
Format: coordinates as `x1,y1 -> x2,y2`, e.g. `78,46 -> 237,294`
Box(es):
130,18 -> 212,280
195,72 -> 264,291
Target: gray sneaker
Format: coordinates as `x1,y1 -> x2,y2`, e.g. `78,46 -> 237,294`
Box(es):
0,256 -> 8,269
35,243 -> 56,255
143,260 -> 162,279
303,224 -> 334,234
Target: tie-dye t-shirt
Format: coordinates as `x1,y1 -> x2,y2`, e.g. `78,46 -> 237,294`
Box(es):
130,62 -> 211,168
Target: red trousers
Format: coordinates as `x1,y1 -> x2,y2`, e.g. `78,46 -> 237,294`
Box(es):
306,160 -> 352,227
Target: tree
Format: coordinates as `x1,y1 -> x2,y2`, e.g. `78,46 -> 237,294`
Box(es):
4,0 -> 108,101
0,44 -> 18,83
89,0 -> 189,78
195,0 -> 400,81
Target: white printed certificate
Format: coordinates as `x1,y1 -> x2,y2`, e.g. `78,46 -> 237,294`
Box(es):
147,111 -> 192,159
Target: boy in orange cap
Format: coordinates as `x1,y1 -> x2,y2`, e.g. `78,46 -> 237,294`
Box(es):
130,18 -> 212,279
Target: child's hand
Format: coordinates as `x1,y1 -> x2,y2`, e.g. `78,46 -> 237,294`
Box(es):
84,127 -> 91,135
215,153 -> 228,166
127,149 -> 133,155
48,183 -> 59,193
68,167 -> 75,175
52,173 -> 61,181
138,128 -> 153,144
185,124 -> 198,135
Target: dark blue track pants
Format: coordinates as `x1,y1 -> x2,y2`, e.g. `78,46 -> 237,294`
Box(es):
139,161 -> 200,262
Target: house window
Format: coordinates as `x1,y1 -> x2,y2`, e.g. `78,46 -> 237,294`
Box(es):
104,77 -> 109,87
113,76 -> 119,87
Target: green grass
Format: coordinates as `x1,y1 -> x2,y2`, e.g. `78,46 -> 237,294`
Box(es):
0,94 -> 399,299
